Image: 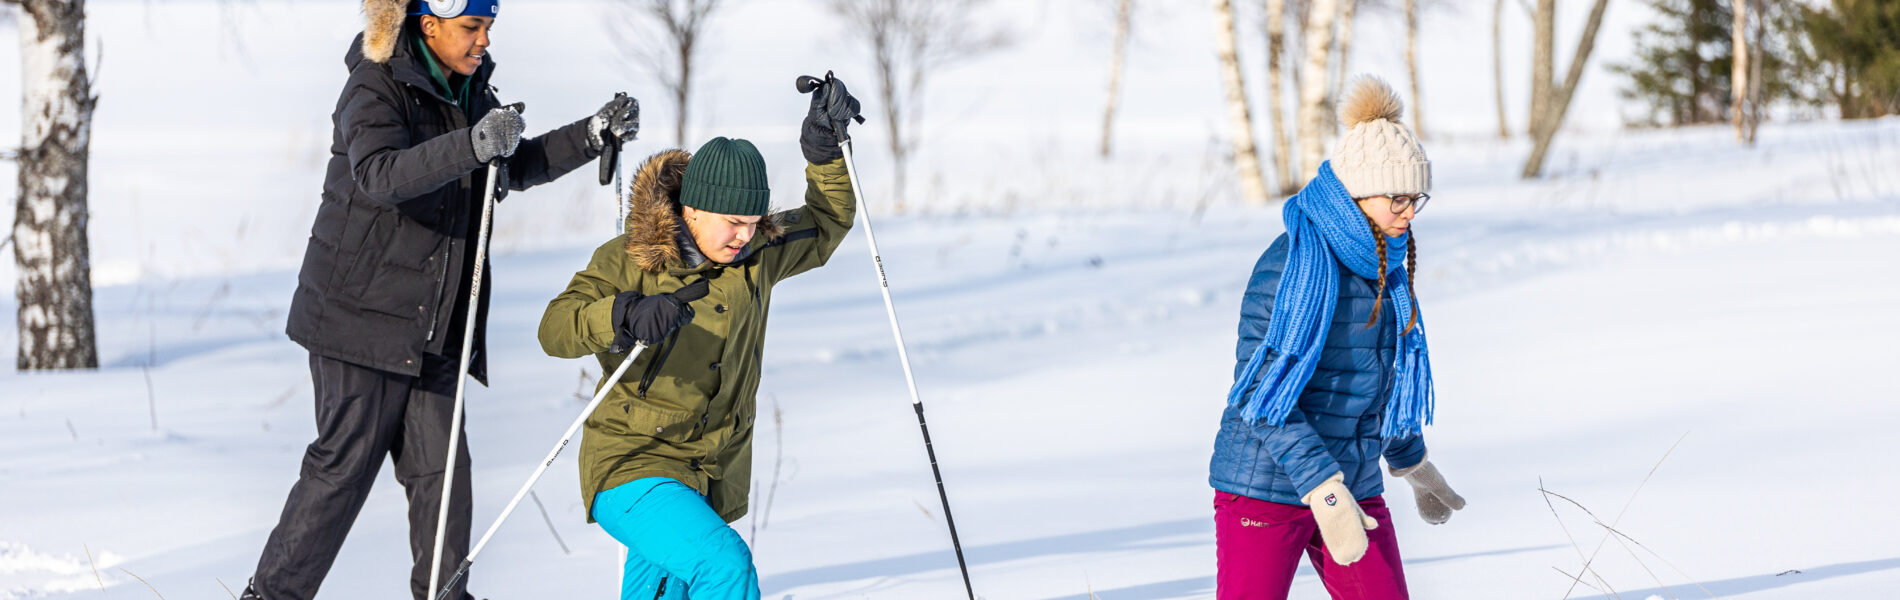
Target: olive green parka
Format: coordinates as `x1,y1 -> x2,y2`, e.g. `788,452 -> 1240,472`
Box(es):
538,149 -> 853,523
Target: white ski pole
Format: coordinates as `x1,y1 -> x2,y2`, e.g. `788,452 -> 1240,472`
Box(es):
801,72 -> 975,600
433,343 -> 648,600
615,152 -> 626,237
427,156 -> 501,600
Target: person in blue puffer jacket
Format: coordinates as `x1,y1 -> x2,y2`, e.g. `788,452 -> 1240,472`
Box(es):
1208,76 -> 1466,600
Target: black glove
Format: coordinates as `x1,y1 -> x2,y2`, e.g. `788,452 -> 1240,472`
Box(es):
587,93 -> 640,154
799,71 -> 863,164
471,104 -> 525,164
609,278 -> 710,352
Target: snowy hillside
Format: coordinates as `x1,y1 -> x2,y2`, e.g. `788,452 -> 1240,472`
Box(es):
4,1 -> 1899,599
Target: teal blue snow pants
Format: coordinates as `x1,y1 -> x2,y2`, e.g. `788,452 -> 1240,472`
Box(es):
592,477 -> 760,600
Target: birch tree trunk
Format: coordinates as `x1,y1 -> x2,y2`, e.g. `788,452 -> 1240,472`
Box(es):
1527,0 -> 1552,145
11,0 -> 98,370
1331,0 -> 1357,101
1297,0 -> 1338,184
1730,0 -> 1750,144
1265,0 -> 1295,194
1405,0 -> 1423,140
1521,0 -> 1610,179
1494,0 -> 1508,138
1100,0 -> 1133,159
1744,0 -> 1763,143
1212,0 -> 1268,204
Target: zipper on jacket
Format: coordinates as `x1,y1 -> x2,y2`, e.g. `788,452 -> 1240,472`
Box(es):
424,94 -> 476,344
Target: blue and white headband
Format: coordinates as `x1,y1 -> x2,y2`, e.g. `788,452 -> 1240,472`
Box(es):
413,0 -> 499,19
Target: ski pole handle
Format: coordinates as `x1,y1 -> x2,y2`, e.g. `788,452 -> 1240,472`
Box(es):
597,93 -> 628,186
795,74 -> 825,94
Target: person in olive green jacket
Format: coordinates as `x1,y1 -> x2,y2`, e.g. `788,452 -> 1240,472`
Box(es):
537,77 -> 860,600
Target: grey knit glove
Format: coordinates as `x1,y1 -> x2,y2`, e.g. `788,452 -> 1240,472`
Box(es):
586,93 -> 640,153
1302,472 -> 1378,565
1390,458 -> 1466,525
471,106 -> 525,164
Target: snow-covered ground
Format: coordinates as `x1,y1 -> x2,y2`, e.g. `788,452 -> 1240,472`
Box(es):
4,1 -> 1899,598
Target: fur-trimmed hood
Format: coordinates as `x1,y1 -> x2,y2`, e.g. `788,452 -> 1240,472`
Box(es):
360,0 -> 407,64
623,150 -> 785,273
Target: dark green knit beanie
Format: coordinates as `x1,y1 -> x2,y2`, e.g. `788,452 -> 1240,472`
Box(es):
680,137 -> 770,216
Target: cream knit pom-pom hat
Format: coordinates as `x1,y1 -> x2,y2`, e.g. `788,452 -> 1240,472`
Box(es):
1329,76 -> 1430,199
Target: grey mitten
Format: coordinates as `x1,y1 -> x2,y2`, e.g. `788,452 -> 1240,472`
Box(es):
1302,472 -> 1378,565
1390,458 -> 1466,525
586,93 -> 641,153
471,106 -> 525,163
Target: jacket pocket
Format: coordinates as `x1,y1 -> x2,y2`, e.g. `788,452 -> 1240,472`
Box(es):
357,216 -> 444,318
620,402 -> 700,445
338,205 -> 395,300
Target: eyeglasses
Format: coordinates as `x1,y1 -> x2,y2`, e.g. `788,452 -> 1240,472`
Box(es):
1388,193 -> 1430,214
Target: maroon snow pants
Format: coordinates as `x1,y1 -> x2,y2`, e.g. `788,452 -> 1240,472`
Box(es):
1213,491 -> 1408,600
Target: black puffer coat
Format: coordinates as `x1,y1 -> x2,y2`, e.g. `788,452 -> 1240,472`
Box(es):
287,30 -> 598,381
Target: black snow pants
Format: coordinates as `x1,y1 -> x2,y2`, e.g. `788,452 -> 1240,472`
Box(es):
251,353 -> 476,600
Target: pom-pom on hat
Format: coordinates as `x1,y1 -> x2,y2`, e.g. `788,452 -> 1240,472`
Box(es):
1329,76 -> 1431,198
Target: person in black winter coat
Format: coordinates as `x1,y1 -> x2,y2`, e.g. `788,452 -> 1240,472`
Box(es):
242,1 -> 641,599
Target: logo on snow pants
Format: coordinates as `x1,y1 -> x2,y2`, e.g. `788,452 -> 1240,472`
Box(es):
1240,517 -> 1271,528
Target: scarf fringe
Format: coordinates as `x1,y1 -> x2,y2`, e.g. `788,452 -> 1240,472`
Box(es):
1380,339 -> 1435,438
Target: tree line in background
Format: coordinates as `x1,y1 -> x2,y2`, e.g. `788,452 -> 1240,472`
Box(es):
609,0 -> 1008,215
1206,0 -> 1616,195
1610,0 -> 1899,142
1,0 -> 1011,371
5,0 -> 1897,370
1200,0 -> 1899,197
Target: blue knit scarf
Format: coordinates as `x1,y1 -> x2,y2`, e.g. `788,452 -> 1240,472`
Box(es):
1227,161 -> 1435,439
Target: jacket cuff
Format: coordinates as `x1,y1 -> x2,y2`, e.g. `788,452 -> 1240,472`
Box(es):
574,116 -> 604,160
1388,452 -> 1430,478
606,291 -> 641,354
806,157 -> 848,176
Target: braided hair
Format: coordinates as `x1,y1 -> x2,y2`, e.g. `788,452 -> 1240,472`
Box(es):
1363,215 -> 1421,335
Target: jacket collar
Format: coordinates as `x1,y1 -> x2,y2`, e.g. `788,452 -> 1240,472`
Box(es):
346,30 -> 495,108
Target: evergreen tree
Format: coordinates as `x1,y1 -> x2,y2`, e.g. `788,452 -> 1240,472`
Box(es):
1797,0 -> 1900,119
1611,0 -> 1802,128
1610,0 -> 1736,127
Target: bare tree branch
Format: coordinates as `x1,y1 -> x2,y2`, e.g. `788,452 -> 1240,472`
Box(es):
610,0 -> 725,147
1557,432 -> 1689,599
831,0 -> 1011,213
1540,484 -> 1722,600
1537,477 -> 1621,598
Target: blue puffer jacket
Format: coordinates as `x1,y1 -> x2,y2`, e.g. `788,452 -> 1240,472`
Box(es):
1209,233 -> 1427,505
